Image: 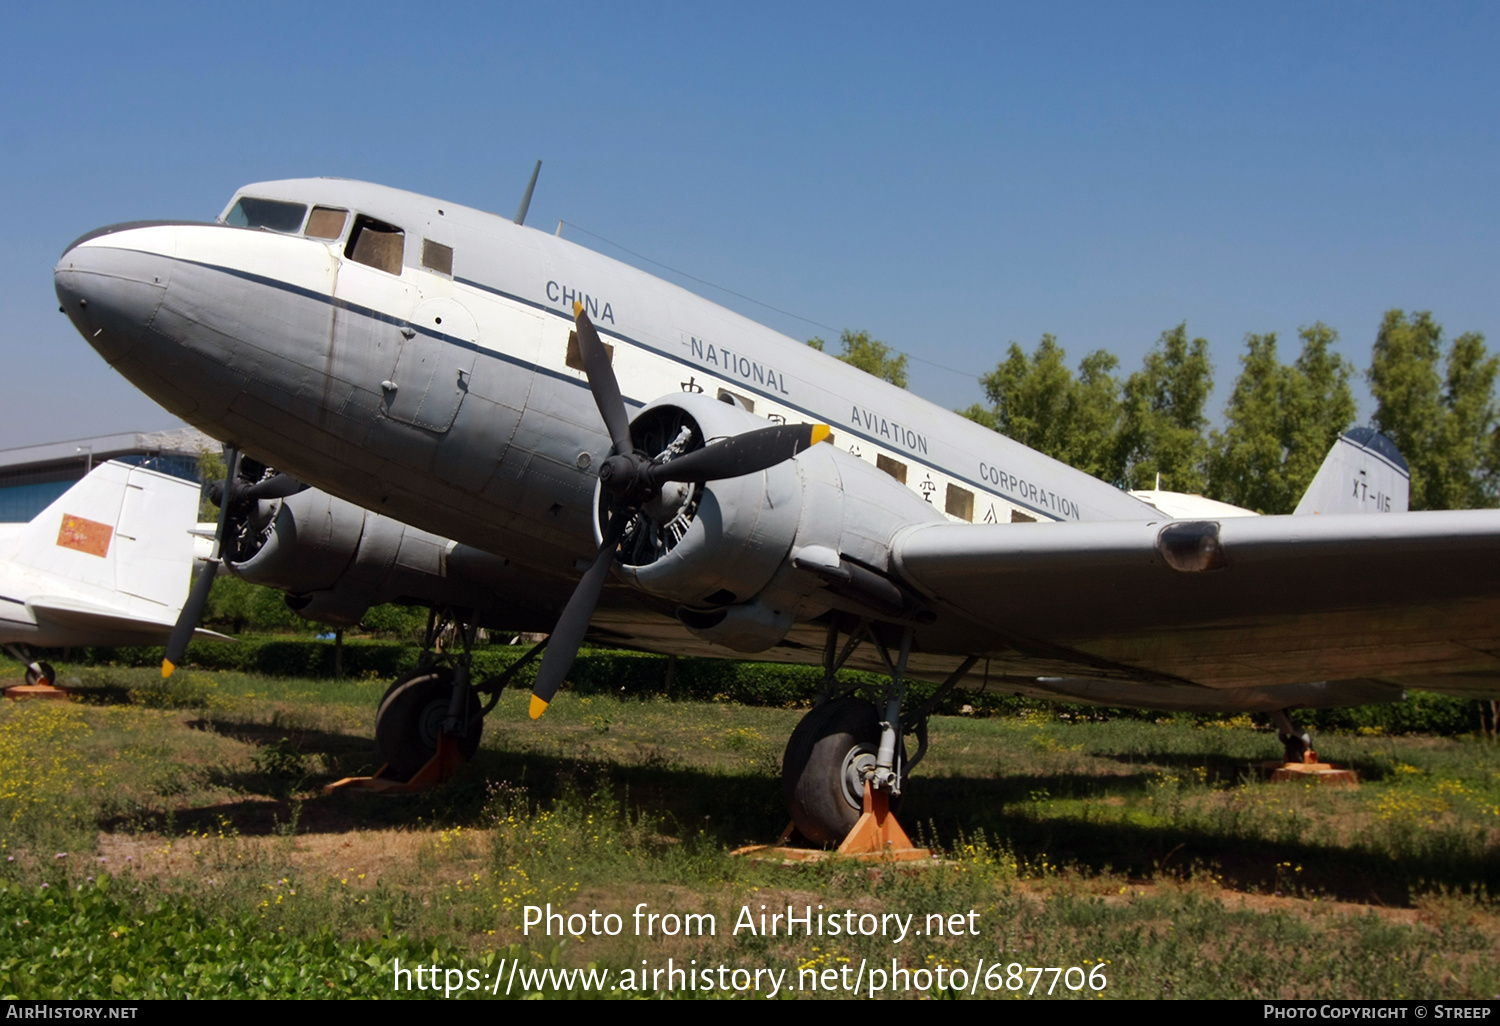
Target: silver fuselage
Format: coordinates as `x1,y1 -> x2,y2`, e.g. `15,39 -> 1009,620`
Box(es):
54,179 -> 1154,588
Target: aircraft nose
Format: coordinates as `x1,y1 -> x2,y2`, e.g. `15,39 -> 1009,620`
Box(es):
55,222 -> 177,364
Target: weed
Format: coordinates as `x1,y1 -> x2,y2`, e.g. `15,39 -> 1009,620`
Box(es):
0,675 -> 1496,998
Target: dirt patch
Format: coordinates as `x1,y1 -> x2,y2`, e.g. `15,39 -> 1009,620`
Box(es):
95,827 -> 485,887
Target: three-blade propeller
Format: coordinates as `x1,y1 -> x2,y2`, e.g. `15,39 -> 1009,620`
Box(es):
162,456 -> 307,677
528,303 -> 830,718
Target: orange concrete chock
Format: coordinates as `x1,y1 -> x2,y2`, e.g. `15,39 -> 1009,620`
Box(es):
1258,748 -> 1359,786
732,781 -> 934,863
3,683 -> 70,701
323,732 -> 466,795
837,780 -> 931,860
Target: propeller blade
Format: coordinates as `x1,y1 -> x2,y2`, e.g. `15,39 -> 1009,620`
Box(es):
243,472 -> 308,501
162,561 -> 219,677
574,303 -> 634,457
647,422 -> 831,486
529,513 -> 629,719
163,445 -> 239,677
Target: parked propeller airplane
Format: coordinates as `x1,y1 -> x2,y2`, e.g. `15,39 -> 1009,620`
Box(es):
52,177 -> 1500,845
0,459 -> 220,689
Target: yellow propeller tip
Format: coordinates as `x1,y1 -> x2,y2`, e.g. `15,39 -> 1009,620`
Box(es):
811,424 -> 833,445
572,300 -> 583,317
529,694 -> 550,720
161,660 -> 175,679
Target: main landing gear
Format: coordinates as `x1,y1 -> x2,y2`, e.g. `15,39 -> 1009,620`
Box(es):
1262,708 -> 1358,785
1270,708 -> 1314,764
326,609 -> 547,793
779,619 -> 977,854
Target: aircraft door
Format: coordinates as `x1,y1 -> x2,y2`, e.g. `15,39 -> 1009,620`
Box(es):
330,255 -> 417,421
384,297 -> 478,433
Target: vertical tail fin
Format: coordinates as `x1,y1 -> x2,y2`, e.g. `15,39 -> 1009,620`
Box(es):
1293,428 -> 1410,515
2,460 -> 201,616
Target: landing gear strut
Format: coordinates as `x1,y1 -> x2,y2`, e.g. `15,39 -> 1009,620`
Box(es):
1262,707 -> 1358,785
327,608 -> 547,792
1270,708 -> 1314,764
779,619 -> 977,853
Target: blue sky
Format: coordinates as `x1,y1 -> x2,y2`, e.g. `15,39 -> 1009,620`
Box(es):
3,2 -> 1496,449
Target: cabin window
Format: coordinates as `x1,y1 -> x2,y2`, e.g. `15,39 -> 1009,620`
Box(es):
876,454 -> 907,484
945,483 -> 974,522
422,239 -> 453,276
305,206 -> 348,240
1011,509 -> 1036,523
224,197 -> 306,234
566,330 -> 612,371
346,215 -> 405,275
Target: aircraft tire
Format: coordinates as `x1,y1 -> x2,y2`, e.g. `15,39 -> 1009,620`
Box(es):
25,661 -> 55,687
375,668 -> 483,781
782,697 -> 900,846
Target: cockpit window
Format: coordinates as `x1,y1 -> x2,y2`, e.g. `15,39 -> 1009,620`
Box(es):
346,214 -> 405,275
224,197 -> 307,234
305,206 -> 348,240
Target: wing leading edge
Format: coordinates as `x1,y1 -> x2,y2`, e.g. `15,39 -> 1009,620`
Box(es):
891,511 -> 1500,700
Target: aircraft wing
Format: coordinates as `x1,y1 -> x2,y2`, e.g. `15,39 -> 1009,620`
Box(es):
28,596 -> 234,645
891,510 -> 1500,699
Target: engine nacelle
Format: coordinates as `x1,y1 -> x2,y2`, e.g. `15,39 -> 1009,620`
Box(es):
604,395 -> 805,608
598,393 -> 947,651
227,490 -> 368,595
227,488 -> 510,627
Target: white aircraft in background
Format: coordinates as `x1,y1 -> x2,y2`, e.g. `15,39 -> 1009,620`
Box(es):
1130,428 -> 1411,520
0,459 -> 216,687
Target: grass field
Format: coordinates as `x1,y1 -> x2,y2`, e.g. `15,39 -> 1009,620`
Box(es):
1,662 -> 1496,999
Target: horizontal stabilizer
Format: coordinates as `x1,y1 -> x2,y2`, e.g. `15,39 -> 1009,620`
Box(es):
27,595 -> 234,644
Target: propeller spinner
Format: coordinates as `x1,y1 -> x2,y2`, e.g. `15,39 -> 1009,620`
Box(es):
528,303 -> 830,718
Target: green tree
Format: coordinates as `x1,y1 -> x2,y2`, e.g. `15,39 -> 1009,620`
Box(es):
808,329 -> 909,388
961,334 -> 1123,481
196,448 -> 226,521
204,575 -> 314,634
1286,322 -> 1358,492
1116,324 -> 1214,492
1368,310 -> 1499,509
1209,324 -> 1355,513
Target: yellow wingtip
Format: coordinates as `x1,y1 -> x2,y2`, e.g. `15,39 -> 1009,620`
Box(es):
572,300 -> 583,317
529,694 -> 549,720
810,424 -> 833,445
161,659 -> 175,679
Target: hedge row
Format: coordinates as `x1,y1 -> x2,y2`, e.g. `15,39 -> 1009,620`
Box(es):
60,636 -> 1492,735
69,637 -> 868,709
69,637 -> 1000,711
